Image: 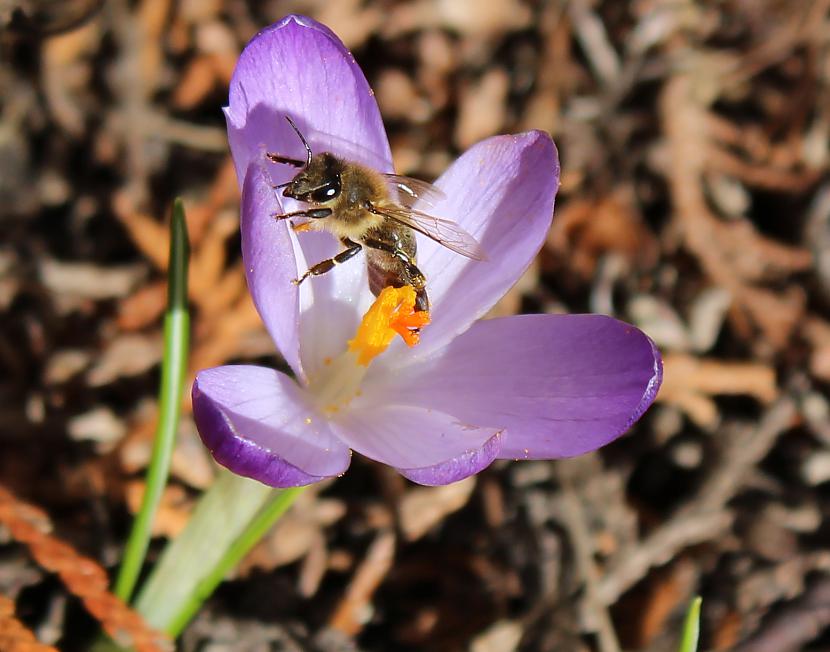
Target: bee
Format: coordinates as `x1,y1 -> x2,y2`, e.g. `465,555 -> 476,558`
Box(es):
266,116 -> 485,313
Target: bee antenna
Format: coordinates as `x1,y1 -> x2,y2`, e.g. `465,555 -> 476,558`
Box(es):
284,115 -> 312,168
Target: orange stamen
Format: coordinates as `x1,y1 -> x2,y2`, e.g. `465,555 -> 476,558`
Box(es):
348,286 -> 431,366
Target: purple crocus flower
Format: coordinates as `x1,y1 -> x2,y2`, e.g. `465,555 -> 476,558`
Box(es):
192,15 -> 662,487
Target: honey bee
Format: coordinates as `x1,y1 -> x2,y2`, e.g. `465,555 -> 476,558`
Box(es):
266,116 -> 486,313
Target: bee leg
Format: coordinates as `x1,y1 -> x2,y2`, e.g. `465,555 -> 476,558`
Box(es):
291,221 -> 312,233
406,264 -> 429,313
265,152 -> 305,168
392,258 -> 429,317
272,208 -> 332,221
414,290 -> 430,313
403,263 -> 429,314
293,239 -> 362,285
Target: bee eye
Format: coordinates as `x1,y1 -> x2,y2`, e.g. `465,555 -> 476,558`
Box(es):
310,177 -> 341,202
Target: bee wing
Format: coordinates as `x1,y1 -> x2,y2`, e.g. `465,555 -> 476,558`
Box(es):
371,203 -> 488,261
383,174 -> 447,209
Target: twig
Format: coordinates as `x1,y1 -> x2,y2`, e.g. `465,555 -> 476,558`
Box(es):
568,0 -> 620,87
598,398 -> 796,605
328,530 -> 396,636
688,397 -> 797,515
706,145 -> 820,194
557,461 -> 622,652
143,113 -> 228,153
661,72 -> 811,347
596,510 -> 732,605
734,575 -> 830,652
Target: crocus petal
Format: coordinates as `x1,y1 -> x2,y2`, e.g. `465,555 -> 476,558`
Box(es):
386,131 -> 559,363
241,161 -> 303,379
397,433 -> 502,486
363,314 -> 662,459
293,228 -> 374,383
225,14 -> 392,378
225,14 -> 392,184
193,365 -> 351,487
329,405 -> 502,483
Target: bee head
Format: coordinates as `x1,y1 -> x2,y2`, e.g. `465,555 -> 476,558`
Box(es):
283,152 -> 342,204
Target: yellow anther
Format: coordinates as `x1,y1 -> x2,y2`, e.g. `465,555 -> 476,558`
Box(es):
348,286 -> 430,366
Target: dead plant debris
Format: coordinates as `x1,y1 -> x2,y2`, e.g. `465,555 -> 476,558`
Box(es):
2,1 -> 830,650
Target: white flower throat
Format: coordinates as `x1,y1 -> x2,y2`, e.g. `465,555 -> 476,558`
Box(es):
308,349 -> 369,415
305,285 -> 429,415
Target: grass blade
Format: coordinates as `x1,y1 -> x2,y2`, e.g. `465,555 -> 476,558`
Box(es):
678,596 -> 702,652
115,198 -> 190,602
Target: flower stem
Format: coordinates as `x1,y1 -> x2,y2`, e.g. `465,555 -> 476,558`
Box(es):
114,198 -> 190,602
134,469 -> 306,635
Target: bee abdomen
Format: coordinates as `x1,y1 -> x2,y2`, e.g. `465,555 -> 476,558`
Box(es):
367,259 -> 399,298
366,252 -> 430,312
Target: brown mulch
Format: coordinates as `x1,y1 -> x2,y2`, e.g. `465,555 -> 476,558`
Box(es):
2,1 -> 830,651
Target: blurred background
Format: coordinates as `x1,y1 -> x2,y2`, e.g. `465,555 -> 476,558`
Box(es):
1,0 -> 830,650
